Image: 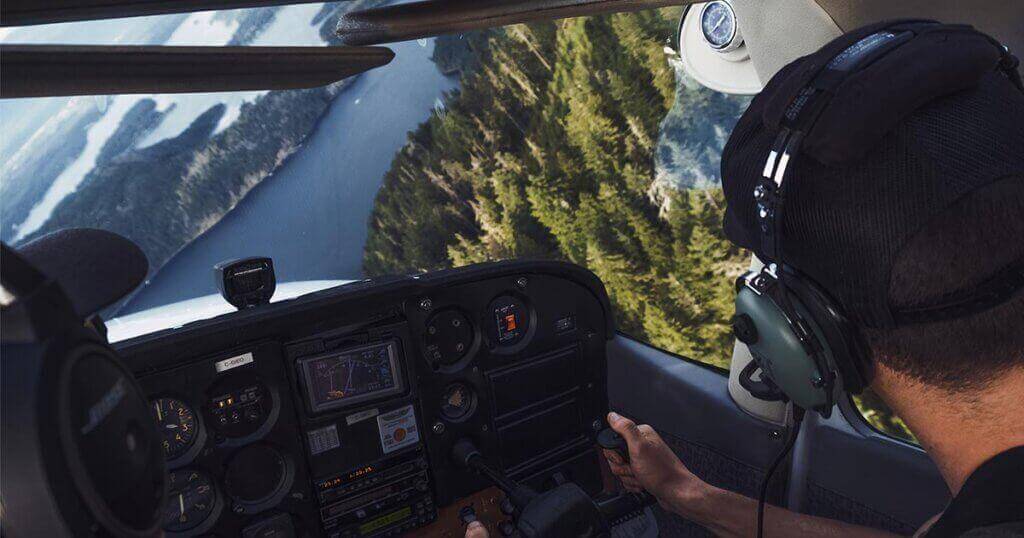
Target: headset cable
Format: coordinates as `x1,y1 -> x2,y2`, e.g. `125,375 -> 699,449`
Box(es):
757,406 -> 806,538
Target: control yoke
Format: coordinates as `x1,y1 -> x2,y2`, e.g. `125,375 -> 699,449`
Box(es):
451,436 -> 653,538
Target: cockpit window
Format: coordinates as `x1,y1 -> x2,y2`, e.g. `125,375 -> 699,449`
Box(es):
365,9 -> 753,370
1,5 -> 750,367
1,4 -> 910,441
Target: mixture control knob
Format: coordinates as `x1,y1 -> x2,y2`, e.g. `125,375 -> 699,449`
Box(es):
499,497 -> 515,516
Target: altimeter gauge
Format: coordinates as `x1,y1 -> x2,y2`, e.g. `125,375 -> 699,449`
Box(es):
152,397 -> 199,460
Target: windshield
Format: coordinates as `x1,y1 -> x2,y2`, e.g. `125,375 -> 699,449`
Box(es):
1,4 -> 749,365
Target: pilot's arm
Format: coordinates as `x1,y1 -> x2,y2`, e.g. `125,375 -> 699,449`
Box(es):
603,413 -> 903,538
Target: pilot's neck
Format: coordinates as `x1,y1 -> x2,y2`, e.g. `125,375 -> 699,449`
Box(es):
870,363 -> 1024,496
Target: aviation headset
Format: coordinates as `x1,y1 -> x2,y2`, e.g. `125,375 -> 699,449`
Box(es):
728,20 -> 1024,417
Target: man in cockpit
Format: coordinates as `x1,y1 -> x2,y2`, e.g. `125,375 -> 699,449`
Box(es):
601,25 -> 1024,538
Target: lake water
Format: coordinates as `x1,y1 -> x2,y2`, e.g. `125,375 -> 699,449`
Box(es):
121,38 -> 458,313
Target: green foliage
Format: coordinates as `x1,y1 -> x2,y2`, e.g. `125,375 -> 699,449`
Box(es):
854,390 -> 917,443
363,10 -> 748,368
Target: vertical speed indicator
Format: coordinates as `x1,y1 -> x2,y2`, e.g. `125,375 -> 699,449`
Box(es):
152,397 -> 198,460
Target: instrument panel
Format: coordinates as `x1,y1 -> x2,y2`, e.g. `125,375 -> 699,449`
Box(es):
120,261 -> 612,537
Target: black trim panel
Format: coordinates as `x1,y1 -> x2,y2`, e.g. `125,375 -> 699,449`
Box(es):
0,45 -> 394,99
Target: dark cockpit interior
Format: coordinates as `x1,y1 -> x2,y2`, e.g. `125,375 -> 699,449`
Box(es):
132,261 -> 617,537
2,236 -> 651,538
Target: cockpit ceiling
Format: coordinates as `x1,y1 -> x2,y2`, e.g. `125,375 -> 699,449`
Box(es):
2,0 -> 1021,99
814,0 -> 1024,60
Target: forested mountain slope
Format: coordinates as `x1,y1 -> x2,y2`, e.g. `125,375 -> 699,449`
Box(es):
364,10 -> 750,367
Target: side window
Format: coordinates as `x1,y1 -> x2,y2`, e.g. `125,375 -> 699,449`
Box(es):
854,391 -> 917,443
364,7 -> 918,438
364,7 -> 751,370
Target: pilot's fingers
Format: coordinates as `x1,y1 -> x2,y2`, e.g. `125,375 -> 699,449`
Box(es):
636,423 -> 657,439
608,412 -> 643,446
620,477 -> 642,492
465,521 -> 489,538
607,461 -> 634,479
603,448 -> 624,466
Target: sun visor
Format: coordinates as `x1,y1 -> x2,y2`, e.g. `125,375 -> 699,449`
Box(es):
15,229 -> 149,318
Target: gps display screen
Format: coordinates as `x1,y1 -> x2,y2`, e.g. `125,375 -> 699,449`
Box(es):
299,341 -> 404,412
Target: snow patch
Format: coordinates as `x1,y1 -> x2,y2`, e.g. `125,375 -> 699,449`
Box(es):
137,4 -> 326,146
13,96 -> 143,241
9,5 -> 330,239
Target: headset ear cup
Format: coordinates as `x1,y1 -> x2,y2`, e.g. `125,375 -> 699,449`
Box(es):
782,274 -> 872,395
734,273 -> 834,415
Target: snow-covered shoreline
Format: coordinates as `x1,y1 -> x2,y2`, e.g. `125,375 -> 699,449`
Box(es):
3,4 -> 329,242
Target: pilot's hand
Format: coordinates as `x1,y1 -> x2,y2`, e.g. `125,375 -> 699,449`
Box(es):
603,412 -> 708,511
465,521 -> 489,538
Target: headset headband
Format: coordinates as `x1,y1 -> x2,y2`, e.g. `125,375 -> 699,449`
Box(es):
754,20 -> 1024,328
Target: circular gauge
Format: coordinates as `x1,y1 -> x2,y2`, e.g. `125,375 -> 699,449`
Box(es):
487,295 -> 531,348
224,444 -> 291,509
423,309 -> 474,366
205,377 -> 276,443
163,469 -> 217,533
700,1 -> 742,52
151,398 -> 199,460
440,383 -> 477,422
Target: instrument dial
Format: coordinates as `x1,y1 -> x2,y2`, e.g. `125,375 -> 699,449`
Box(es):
424,309 -> 474,366
163,469 -> 217,532
700,1 -> 740,51
488,295 -> 530,348
440,383 -> 476,421
152,397 -> 198,460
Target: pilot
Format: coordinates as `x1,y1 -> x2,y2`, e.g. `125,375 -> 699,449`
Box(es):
603,22 -> 1024,538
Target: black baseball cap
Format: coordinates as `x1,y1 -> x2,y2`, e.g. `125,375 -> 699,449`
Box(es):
721,21 -> 1024,329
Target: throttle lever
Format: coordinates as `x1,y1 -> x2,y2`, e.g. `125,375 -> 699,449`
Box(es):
596,428 -> 629,463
